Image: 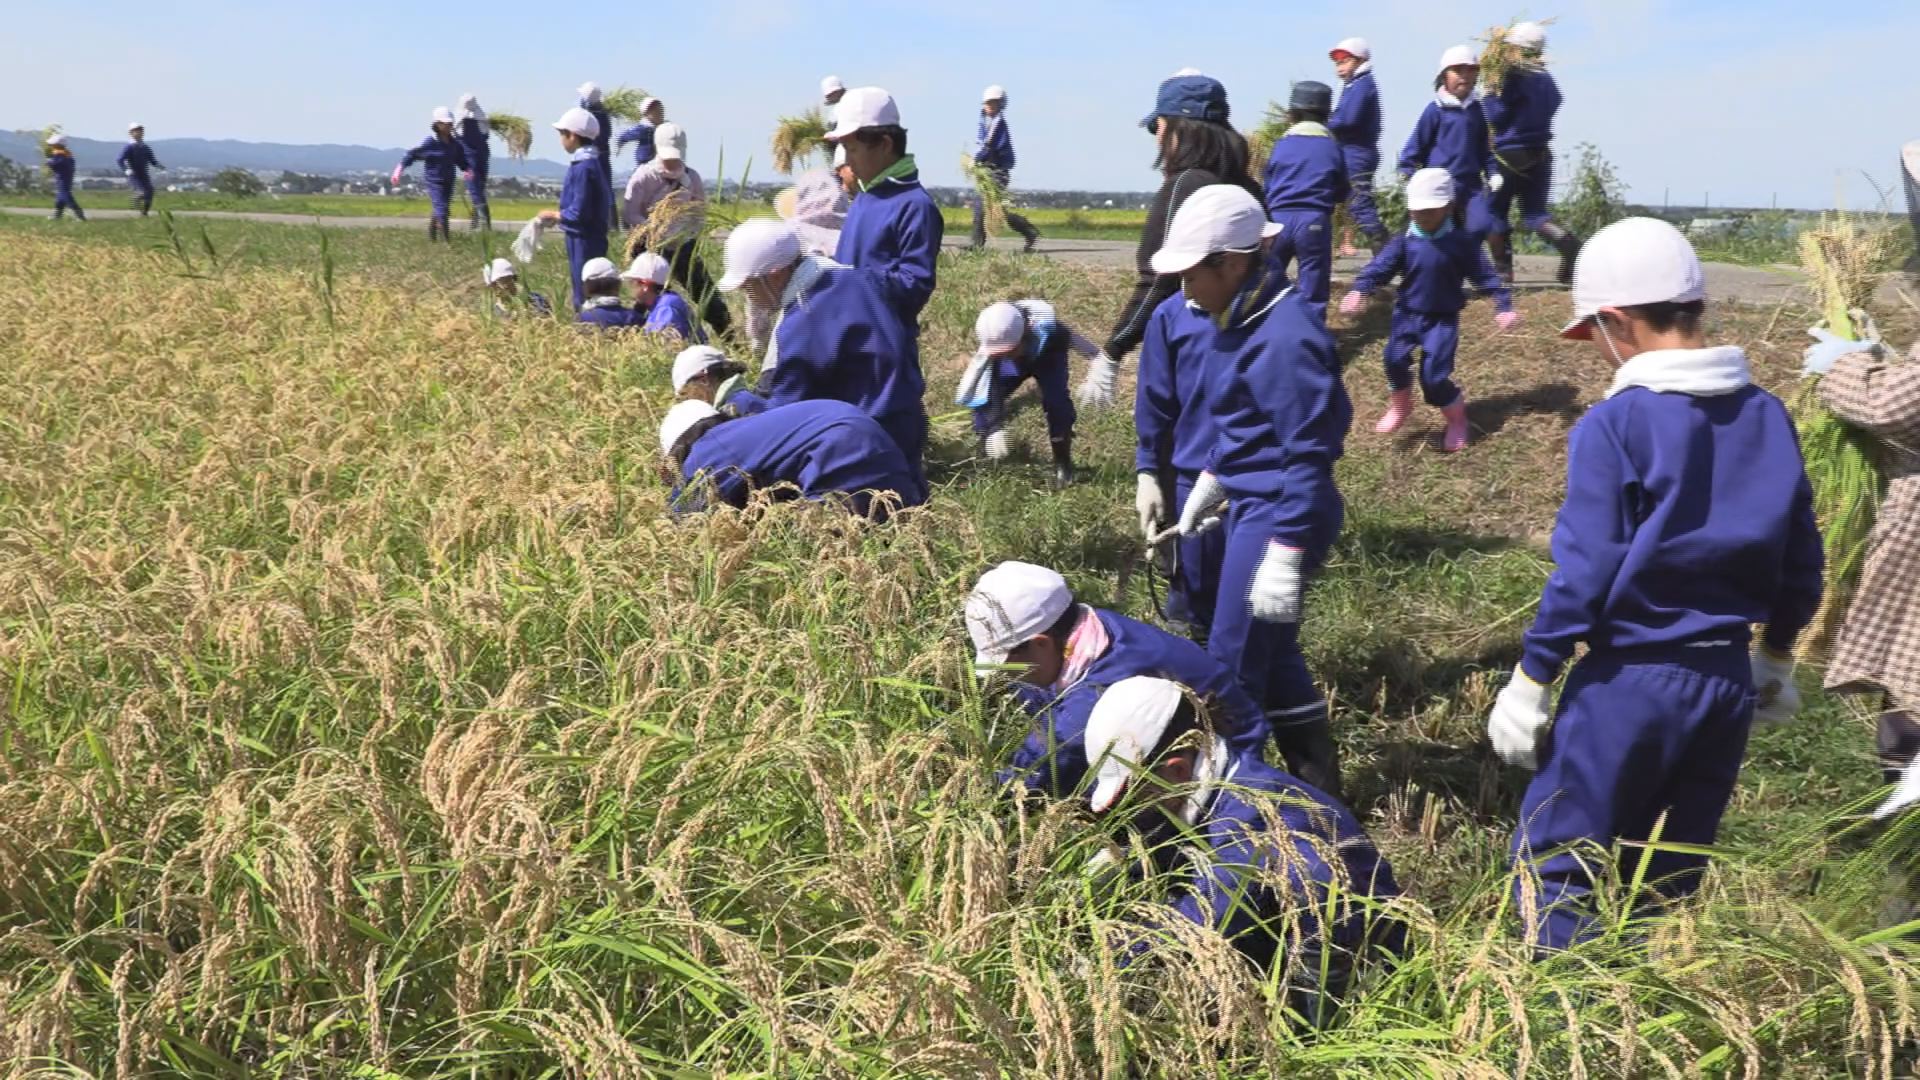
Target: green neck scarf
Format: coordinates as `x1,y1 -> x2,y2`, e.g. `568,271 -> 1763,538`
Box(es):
859,153 -> 918,193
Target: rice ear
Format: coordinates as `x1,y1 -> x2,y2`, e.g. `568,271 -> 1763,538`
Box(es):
771,110 -> 829,175
486,112 -> 533,160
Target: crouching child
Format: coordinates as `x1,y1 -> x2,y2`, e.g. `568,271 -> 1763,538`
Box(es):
659,398 -> 924,522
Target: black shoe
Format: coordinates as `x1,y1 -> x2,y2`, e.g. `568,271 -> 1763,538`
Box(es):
1553,233 -> 1583,287
1049,438 -> 1075,489
1023,231 -> 1041,254
1275,704 -> 1344,801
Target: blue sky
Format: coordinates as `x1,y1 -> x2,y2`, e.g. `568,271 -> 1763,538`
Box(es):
6,0 -> 1916,210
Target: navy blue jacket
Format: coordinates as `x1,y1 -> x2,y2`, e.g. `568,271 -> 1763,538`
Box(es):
1002,607 -> 1273,797
576,300 -> 643,330
1398,97 -> 1490,193
1262,128 -> 1350,215
835,162 -> 943,318
1521,368 -> 1825,683
1134,293 -> 1217,477
1327,70 -> 1382,161
455,117 -> 490,169
116,141 -> 162,178
974,114 -> 1016,172
1129,752 -> 1403,972
46,152 -> 76,191
558,149 -> 611,238
641,291 -> 702,340
401,135 -> 469,188
1201,273 -> 1351,561
765,260 -> 926,441
1351,229 -> 1513,316
1481,67 -> 1561,154
584,101 -> 613,168
672,399 -> 921,514
615,122 -> 657,167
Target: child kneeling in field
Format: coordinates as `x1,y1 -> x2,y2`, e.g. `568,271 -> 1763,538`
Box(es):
1339,168 -> 1518,452
672,344 -> 767,417
955,298 -> 1104,488
1488,218 -> 1824,953
659,398 -> 923,521
484,259 -> 551,318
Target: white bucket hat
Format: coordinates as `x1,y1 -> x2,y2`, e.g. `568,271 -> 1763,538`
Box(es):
1085,677 -> 1190,813
580,256 -> 620,282
1562,217 -> 1706,340
660,399 -> 720,456
623,253 -> 672,284
1148,184 -> 1283,275
975,302 -> 1027,353
964,561 -> 1072,669
717,219 -> 804,291
672,345 -> 730,392
1405,168 -> 1455,211
483,258 -> 517,285
553,107 -> 601,141
1436,45 -> 1478,78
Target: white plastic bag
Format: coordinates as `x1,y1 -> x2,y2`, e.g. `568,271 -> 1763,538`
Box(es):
511,216 -> 550,263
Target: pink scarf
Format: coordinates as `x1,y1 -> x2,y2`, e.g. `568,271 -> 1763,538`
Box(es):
1053,605 -> 1110,692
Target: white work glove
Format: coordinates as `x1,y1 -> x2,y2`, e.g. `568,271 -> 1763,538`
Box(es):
1802,327 -> 1877,377
1076,352 -> 1119,407
1135,472 -> 1165,541
1175,471 -> 1227,537
1750,647 -> 1802,726
1487,170 -> 1505,193
1248,542 -> 1305,623
1874,759 -> 1920,820
983,429 -> 1011,460
1488,667 -> 1551,770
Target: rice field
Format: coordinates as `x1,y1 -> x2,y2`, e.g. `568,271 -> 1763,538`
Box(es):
0,212 -> 1916,1076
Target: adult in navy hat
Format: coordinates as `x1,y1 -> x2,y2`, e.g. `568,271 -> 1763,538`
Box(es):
1260,80 -> 1347,320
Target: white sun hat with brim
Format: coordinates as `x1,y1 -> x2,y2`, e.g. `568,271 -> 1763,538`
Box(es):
46,133 -> 66,146
577,81 -> 602,105
982,85 -> 1008,103
1561,217 -> 1706,340
672,345 -> 730,392
1148,184 -> 1283,275
820,75 -> 846,99
823,87 -> 901,141
623,252 -> 672,284
483,258 -> 517,285
1436,45 -> 1478,77
964,561 -> 1072,669
1507,21 -> 1547,50
128,121 -> 145,132
717,219 -> 804,291
553,107 -> 601,141
1405,168 -> 1455,211
432,106 -> 455,125
1086,677 -> 1190,813
659,399 -> 720,456
975,302 -> 1027,354
1329,37 -> 1371,61
580,256 -> 621,282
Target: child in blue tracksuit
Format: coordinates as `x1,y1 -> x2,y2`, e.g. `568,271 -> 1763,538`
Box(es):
959,298 -> 1099,487
1135,292 -> 1223,638
1081,677 -> 1404,1024
1328,38 -> 1387,250
1487,218 -> 1825,953
614,97 -> 664,171
1161,185 -> 1351,798
1480,23 -> 1583,285
968,87 -> 1040,250
574,257 -> 642,330
539,108 -> 612,311
1261,81 -> 1347,320
44,138 -> 84,221
1341,168 -> 1518,453
1399,46 -> 1494,242
828,88 -> 944,321
961,561 -> 1274,798
672,344 -> 768,417
397,108 -> 470,242
117,125 -> 163,216
578,83 -> 616,227
662,398 -> 923,522
454,95 -> 491,230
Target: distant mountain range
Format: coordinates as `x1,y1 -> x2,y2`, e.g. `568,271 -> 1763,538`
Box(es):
0,129 -> 568,178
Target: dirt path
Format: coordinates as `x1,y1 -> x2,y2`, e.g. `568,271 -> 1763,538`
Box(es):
9,206 -> 1909,311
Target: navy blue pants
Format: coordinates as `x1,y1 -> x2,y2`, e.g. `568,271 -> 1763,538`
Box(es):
465,161 -> 490,222
128,174 -> 154,214
876,409 -> 929,505
1268,209 -> 1333,321
53,186 -> 85,220
565,230 -> 609,311
1450,185 -> 1497,244
1383,309 -> 1462,407
969,353 -> 1075,442
1488,146 -> 1554,236
1165,471 -> 1227,636
1511,645 -> 1755,952
1341,146 -> 1386,242
1207,500 -> 1336,732
425,180 -> 454,228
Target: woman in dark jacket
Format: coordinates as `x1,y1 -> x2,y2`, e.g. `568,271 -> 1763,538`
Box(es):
1077,74 -> 1262,406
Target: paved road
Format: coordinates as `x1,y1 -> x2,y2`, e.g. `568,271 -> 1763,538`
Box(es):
10,205 -> 1906,310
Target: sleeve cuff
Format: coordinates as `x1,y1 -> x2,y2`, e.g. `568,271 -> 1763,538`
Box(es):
1518,653 -> 1561,686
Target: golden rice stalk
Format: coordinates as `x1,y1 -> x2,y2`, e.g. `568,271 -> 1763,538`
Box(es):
771,110 -> 829,175
486,111 -> 533,160
601,87 -> 652,124
1477,18 -> 1556,97
960,157 -> 1008,237
38,124 -> 63,158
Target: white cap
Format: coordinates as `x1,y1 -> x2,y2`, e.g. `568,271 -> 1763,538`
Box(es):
1085,677 -> 1189,813
672,345 -> 730,391
458,93 -> 478,110
483,257 -> 517,285
1508,21 -> 1547,50
46,133 -> 65,146
655,122 -> 686,161
1330,37 -> 1371,60
580,256 -> 620,282
1437,44 -> 1478,77
1148,184 -> 1283,275
553,107 -> 601,141
128,121 -> 145,132
641,96 -> 662,113
717,218 -> 804,291
622,252 -> 671,284
1404,168 -> 1455,211
660,399 -> 720,456
824,87 -> 901,141
820,75 -> 846,99
1563,217 -> 1706,340
1171,67 -> 1205,77
982,84 -> 1007,103
578,81 -> 602,105
975,302 -> 1027,353
432,106 -> 455,125
964,561 -> 1072,668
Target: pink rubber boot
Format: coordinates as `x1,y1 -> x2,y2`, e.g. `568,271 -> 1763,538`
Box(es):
1374,389 -> 1414,434
1441,400 -> 1471,452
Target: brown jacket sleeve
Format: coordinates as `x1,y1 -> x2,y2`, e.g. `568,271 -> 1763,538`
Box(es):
1819,347 -> 1920,445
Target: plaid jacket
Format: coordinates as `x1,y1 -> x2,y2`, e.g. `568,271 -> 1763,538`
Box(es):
1820,344 -> 1920,706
